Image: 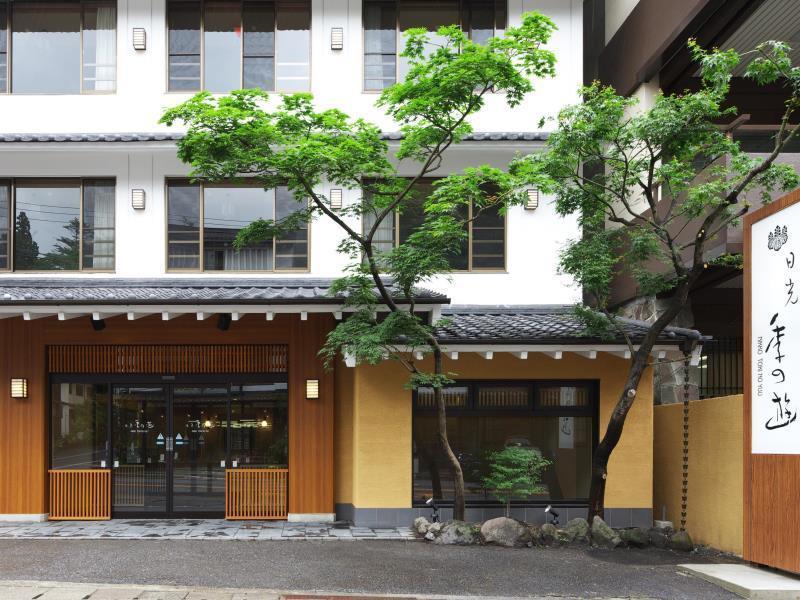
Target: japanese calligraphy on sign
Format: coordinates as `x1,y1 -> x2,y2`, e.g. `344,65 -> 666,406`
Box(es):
752,206 -> 800,453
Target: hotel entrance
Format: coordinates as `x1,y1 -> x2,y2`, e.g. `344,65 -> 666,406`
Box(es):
51,377 -> 289,518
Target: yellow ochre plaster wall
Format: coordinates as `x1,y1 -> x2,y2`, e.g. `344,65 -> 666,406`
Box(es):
333,352 -> 653,510
653,395 -> 743,555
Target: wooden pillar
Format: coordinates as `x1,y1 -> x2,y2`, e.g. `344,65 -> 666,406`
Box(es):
0,318 -> 47,517
287,313 -> 335,518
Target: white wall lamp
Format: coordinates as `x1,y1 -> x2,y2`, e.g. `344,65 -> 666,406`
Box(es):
331,27 -> 344,51
132,28 -> 147,51
525,188 -> 540,211
306,379 -> 320,399
131,189 -> 146,210
10,378 -> 28,399
329,188 -> 343,210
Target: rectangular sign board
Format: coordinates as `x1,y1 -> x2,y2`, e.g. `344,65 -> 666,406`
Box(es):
750,202 -> 800,453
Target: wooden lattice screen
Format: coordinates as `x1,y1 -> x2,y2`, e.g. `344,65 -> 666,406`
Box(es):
49,469 -> 111,520
48,345 -> 288,374
225,469 -> 288,520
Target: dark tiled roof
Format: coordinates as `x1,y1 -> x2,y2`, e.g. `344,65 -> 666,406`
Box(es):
0,132 -> 549,144
436,306 -> 704,345
0,278 -> 447,305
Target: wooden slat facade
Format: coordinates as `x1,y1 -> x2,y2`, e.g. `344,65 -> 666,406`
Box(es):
225,469 -> 288,519
48,469 -> 111,520
0,313 -> 334,520
48,344 -> 287,374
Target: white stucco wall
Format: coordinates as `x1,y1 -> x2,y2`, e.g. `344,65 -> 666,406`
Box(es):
0,0 -> 583,306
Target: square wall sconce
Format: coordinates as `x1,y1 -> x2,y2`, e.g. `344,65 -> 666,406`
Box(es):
10,378 -> 28,399
131,189 -> 146,210
331,27 -> 344,50
330,188 -> 343,210
132,28 -> 147,51
525,188 -> 540,211
306,379 -> 320,399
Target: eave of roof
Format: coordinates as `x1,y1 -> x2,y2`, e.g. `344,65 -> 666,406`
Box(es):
0,131 -> 549,144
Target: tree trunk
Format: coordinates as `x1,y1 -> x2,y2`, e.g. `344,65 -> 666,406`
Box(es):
587,294 -> 691,522
433,348 -> 466,521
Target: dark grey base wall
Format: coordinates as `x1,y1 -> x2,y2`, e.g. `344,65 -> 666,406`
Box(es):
335,503 -> 652,529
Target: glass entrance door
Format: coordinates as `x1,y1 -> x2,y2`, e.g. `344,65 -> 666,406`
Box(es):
112,386 -> 169,515
171,386 -> 228,514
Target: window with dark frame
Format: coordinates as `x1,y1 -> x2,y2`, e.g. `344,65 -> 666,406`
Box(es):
412,381 -> 596,505
0,0 -> 117,94
0,178 -> 116,272
166,180 -> 309,272
361,178 -> 506,271
167,0 -> 310,93
363,0 -> 506,91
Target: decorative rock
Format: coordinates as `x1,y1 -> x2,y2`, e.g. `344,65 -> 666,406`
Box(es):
527,525 -> 544,547
591,516 -> 622,549
648,528 -> 669,548
539,522 -> 558,545
413,517 -> 431,536
424,531 -> 435,541
668,530 -> 694,552
564,518 -> 590,543
619,527 -> 650,548
428,521 -> 443,535
480,517 -> 531,548
437,521 -> 479,545
653,520 -> 674,531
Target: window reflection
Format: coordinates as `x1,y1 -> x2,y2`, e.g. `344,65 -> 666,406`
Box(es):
230,383 -> 288,468
413,382 -> 595,504
10,1 -> 116,94
15,181 -> 81,270
167,0 -> 309,92
167,180 -> 308,271
51,383 -> 109,469
364,0 -> 506,89
0,181 -> 8,269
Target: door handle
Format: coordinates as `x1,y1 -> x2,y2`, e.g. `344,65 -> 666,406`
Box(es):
166,436 -> 173,451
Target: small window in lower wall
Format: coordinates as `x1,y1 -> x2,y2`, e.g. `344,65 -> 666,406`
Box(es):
412,381 -> 596,504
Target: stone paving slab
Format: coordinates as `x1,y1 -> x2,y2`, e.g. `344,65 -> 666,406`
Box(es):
0,519 -> 416,542
678,564 -> 800,599
0,581 -> 634,600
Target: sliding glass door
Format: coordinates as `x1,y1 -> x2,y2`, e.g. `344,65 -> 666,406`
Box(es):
111,386 -> 169,515
52,377 -> 288,518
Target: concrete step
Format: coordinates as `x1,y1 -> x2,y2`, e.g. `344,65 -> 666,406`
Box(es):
679,563 -> 800,599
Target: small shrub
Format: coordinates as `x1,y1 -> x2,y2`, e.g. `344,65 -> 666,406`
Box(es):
483,446 -> 551,517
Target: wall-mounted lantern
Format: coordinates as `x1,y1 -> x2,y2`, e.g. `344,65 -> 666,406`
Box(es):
131,189 -> 146,210
331,27 -> 344,51
306,379 -> 320,399
525,188 -> 539,211
132,28 -> 147,51
330,188 -> 343,210
10,378 -> 28,399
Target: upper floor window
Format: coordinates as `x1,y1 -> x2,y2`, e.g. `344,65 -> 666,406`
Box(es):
361,179 -> 506,271
166,180 -> 308,272
0,178 -> 116,271
167,0 -> 310,93
363,0 -> 506,91
0,0 -> 116,94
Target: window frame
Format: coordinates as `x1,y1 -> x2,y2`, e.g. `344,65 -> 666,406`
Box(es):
411,378 -> 600,507
0,177 -> 116,273
361,177 -> 507,273
0,0 -> 118,95
361,0 -> 507,93
165,0 -> 311,94
164,177 -> 310,273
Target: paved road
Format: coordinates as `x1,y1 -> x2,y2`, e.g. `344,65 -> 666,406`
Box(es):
0,540 -> 738,600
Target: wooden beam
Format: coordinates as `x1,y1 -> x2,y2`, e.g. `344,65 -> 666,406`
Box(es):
513,351 -> 528,359
448,351 -> 459,360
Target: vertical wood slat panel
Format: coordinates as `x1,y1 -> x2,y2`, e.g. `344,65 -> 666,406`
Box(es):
48,470 -> 110,520
225,469 -> 288,520
47,345 -> 288,374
